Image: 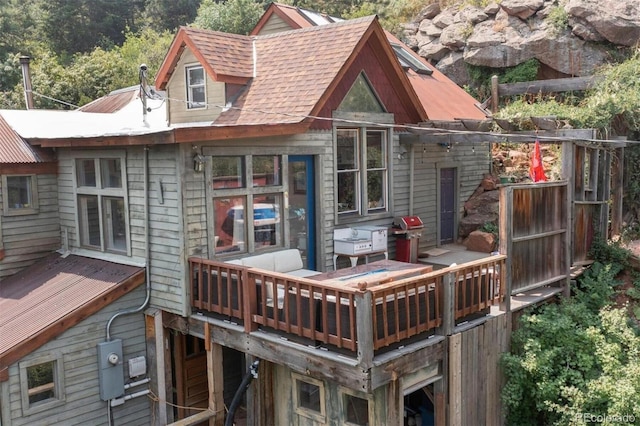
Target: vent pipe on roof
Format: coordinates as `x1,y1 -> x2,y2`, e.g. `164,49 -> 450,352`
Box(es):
19,56 -> 34,110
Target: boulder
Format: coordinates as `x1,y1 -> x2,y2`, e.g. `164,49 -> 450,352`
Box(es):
464,189 -> 500,216
404,0 -> 639,78
464,230 -> 497,253
500,0 -> 545,20
440,23 -> 470,50
459,213 -> 499,238
566,0 -> 640,46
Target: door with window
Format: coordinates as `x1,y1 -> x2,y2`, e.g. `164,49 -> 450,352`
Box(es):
288,156 -> 315,270
439,167 -> 456,245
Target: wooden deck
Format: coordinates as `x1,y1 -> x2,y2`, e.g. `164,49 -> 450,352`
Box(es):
189,255 -> 507,357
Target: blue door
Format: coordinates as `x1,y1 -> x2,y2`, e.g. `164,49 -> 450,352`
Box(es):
288,156 -> 316,269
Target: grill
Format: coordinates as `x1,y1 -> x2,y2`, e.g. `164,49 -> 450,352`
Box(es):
392,216 -> 424,263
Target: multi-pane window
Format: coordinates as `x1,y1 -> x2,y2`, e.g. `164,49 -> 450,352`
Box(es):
75,157 -> 128,254
20,357 -> 64,414
212,155 -> 283,254
2,174 -> 38,215
293,374 -> 325,422
186,65 -> 205,109
337,128 -> 388,217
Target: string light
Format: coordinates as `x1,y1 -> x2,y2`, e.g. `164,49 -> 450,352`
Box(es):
148,91 -> 635,144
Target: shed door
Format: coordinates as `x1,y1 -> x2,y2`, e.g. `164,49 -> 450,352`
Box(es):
440,168 -> 456,245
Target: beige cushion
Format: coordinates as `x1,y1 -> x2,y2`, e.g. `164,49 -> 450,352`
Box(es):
240,252 -> 276,270
273,249 -> 304,272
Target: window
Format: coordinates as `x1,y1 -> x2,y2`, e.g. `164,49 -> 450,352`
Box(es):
186,65 -> 206,109
338,73 -> 385,113
75,156 -> 128,254
341,390 -> 371,426
337,128 -> 388,217
20,356 -> 65,415
293,374 -> 325,422
2,175 -> 38,215
212,155 -> 284,255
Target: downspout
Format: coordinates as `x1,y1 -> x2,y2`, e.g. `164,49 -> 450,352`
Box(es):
19,56 -> 34,110
106,146 -> 151,340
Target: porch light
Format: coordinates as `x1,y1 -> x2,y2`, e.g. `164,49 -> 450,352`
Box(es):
193,154 -> 205,173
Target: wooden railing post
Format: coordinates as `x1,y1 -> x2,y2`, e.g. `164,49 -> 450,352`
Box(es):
437,272 -> 455,336
242,269 -> 258,332
356,291 -> 373,369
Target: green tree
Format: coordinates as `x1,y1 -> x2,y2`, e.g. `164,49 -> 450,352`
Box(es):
192,0 -> 265,35
143,0 -> 202,32
501,260 -> 640,425
41,0 -> 146,57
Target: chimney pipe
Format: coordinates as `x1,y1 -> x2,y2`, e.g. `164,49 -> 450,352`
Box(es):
19,56 -> 34,110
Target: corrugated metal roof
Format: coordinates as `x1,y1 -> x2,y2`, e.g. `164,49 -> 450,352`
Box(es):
0,254 -> 145,367
0,114 -> 47,163
78,86 -> 139,113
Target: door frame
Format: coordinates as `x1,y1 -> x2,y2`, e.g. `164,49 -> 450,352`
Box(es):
289,155 -> 316,270
436,164 -> 458,246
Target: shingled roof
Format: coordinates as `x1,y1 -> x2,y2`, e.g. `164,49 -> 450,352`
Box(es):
157,16 -> 426,133
252,3 -> 488,121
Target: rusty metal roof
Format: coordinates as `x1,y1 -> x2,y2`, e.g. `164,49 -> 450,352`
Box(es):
78,86 -> 139,113
0,254 -> 145,371
0,114 -> 53,163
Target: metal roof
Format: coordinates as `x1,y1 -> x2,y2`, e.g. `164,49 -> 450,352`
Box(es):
0,90 -> 167,140
0,254 -> 145,371
0,114 -> 53,163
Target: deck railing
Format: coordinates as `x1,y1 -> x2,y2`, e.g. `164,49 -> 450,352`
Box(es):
189,255 -> 506,355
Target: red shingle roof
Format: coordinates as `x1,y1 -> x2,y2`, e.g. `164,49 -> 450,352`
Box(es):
0,254 -> 145,374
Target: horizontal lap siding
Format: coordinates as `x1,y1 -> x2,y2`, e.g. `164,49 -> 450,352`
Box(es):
146,145 -> 185,315
411,143 -> 490,251
0,173 -> 60,279
6,286 -> 150,426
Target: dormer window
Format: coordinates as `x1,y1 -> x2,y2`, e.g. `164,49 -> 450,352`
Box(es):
186,65 -> 206,109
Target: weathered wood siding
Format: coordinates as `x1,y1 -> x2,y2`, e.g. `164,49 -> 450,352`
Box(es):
500,183 -> 570,293
448,314 -> 509,426
0,173 -> 60,279
166,48 -> 226,125
3,286 -> 150,426
146,145 -> 186,315
57,147 -> 187,316
271,362 -> 387,426
410,142 -> 491,252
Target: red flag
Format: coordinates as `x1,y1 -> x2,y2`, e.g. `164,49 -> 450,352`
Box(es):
529,139 -> 547,182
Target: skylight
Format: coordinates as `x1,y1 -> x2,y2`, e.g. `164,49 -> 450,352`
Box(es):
391,44 -> 432,75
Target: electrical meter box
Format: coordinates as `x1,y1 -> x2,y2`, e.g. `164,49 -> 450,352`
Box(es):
97,339 -> 124,401
353,226 -> 388,252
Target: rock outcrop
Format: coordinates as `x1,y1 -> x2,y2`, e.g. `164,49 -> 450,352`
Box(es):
403,0 -> 639,86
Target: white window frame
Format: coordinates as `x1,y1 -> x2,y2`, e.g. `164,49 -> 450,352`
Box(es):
336,127 -> 389,220
19,355 -> 65,416
73,153 -> 130,256
292,373 -> 326,423
2,174 -> 39,216
186,64 -> 206,109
